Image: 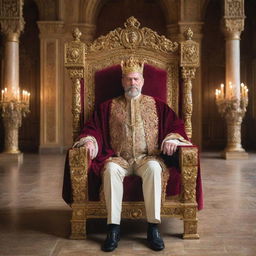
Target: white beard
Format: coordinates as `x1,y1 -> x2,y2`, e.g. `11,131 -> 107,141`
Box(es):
124,86 -> 141,98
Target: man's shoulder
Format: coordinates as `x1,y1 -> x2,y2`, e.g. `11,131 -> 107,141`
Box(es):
98,95 -> 124,108
141,94 -> 167,106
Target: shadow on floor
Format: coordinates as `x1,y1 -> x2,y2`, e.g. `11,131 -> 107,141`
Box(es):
0,208 -> 71,238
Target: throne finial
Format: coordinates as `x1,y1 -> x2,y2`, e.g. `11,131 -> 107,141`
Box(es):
72,28 -> 82,41
124,16 -> 141,29
184,28 -> 193,40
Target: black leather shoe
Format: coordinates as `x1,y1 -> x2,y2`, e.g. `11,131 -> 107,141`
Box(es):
147,223 -> 165,251
102,224 -> 120,252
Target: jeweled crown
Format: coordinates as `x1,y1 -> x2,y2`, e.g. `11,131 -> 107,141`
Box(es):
121,57 -> 144,75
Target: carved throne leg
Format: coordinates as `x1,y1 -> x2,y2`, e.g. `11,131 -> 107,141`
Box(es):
70,206 -> 86,239
180,147 -> 200,239
69,148 -> 89,239
183,207 -> 199,239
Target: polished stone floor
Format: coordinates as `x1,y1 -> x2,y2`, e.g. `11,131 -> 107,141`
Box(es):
0,152 -> 256,256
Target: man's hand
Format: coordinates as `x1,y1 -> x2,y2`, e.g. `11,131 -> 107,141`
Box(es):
73,139 -> 96,159
84,140 -> 96,159
162,140 -> 178,156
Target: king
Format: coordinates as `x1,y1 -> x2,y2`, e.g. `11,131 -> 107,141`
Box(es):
64,56 -> 191,252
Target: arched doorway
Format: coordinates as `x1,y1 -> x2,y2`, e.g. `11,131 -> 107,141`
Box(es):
202,0 -> 226,150
19,0 -> 40,152
240,0 -> 256,150
0,34 -> 4,151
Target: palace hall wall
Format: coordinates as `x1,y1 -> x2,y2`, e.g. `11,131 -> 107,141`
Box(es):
0,0 -> 255,152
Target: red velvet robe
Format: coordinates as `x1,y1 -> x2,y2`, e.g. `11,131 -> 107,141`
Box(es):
63,95 -> 203,209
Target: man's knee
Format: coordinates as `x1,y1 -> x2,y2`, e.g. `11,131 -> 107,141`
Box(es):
145,161 -> 162,175
103,162 -> 125,180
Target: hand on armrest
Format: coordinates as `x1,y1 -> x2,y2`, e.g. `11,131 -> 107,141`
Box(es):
72,136 -> 98,159
161,139 -> 192,156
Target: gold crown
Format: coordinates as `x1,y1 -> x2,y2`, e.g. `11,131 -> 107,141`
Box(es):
121,57 -> 144,75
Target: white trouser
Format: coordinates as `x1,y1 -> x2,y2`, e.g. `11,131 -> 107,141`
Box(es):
103,160 -> 162,224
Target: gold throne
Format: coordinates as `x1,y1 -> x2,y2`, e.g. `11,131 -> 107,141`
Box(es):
64,17 -> 202,240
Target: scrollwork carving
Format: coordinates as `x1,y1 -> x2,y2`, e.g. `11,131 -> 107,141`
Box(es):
71,78 -> 81,141
181,67 -> 196,138
0,0 -> 21,17
223,19 -> 244,34
216,98 -> 248,152
180,147 -> 198,203
0,101 -> 29,153
89,16 -> 178,53
161,207 -> 182,216
121,207 -> 145,219
65,39 -> 86,67
180,29 -> 199,68
69,148 -> 89,202
183,207 -> 197,219
184,220 -> 198,235
71,221 -> 86,237
225,0 -> 244,17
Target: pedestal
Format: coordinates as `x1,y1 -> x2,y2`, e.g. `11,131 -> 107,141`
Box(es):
216,98 -> 248,160
222,150 -> 248,160
0,152 -> 23,163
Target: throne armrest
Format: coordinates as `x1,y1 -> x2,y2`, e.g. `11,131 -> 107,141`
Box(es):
179,146 -> 198,204
69,147 -> 90,203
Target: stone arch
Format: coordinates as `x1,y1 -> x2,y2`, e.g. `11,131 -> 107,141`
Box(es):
79,0 -> 173,29
19,0 -> 40,151
201,0 -> 226,150
95,0 -> 167,37
201,0 -> 213,20
158,0 -> 179,24
79,0 -> 108,24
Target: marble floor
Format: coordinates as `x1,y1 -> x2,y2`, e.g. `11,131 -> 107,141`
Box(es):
0,152 -> 256,256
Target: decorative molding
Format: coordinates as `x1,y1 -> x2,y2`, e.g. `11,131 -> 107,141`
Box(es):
180,28 -> 199,138
216,98 -> 248,153
224,0 -> 244,18
223,0 -> 245,39
37,21 -> 65,36
71,78 -> 82,141
180,28 -> 200,68
179,147 -> 198,203
181,67 -> 196,139
0,0 -> 24,40
0,101 -> 29,153
69,147 -> 89,203
89,16 -> 178,53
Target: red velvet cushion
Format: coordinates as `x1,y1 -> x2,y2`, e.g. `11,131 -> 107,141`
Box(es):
94,64 -> 167,106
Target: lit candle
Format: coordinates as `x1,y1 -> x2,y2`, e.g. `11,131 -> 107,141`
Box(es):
4,88 -> 7,101
241,83 -> 244,98
215,89 -> 219,100
221,83 -> 224,99
245,87 -> 248,98
229,82 -> 233,99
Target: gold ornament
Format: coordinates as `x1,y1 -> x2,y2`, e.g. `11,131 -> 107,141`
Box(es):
121,56 -> 144,75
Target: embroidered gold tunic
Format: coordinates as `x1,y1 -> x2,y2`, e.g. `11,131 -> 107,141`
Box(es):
108,95 -> 161,170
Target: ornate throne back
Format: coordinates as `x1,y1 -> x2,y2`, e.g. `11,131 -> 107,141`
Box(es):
64,17 -> 201,240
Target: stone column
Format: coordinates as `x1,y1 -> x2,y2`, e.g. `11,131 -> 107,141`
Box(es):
219,0 -> 248,159
0,0 -> 27,161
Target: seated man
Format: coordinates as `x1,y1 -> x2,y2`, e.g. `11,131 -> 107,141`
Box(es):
73,57 -> 191,252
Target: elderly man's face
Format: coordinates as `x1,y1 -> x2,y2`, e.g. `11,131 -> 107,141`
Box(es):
122,72 -> 144,98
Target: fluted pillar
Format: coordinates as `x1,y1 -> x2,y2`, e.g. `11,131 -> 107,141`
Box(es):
220,0 -> 248,159
0,0 -> 26,161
